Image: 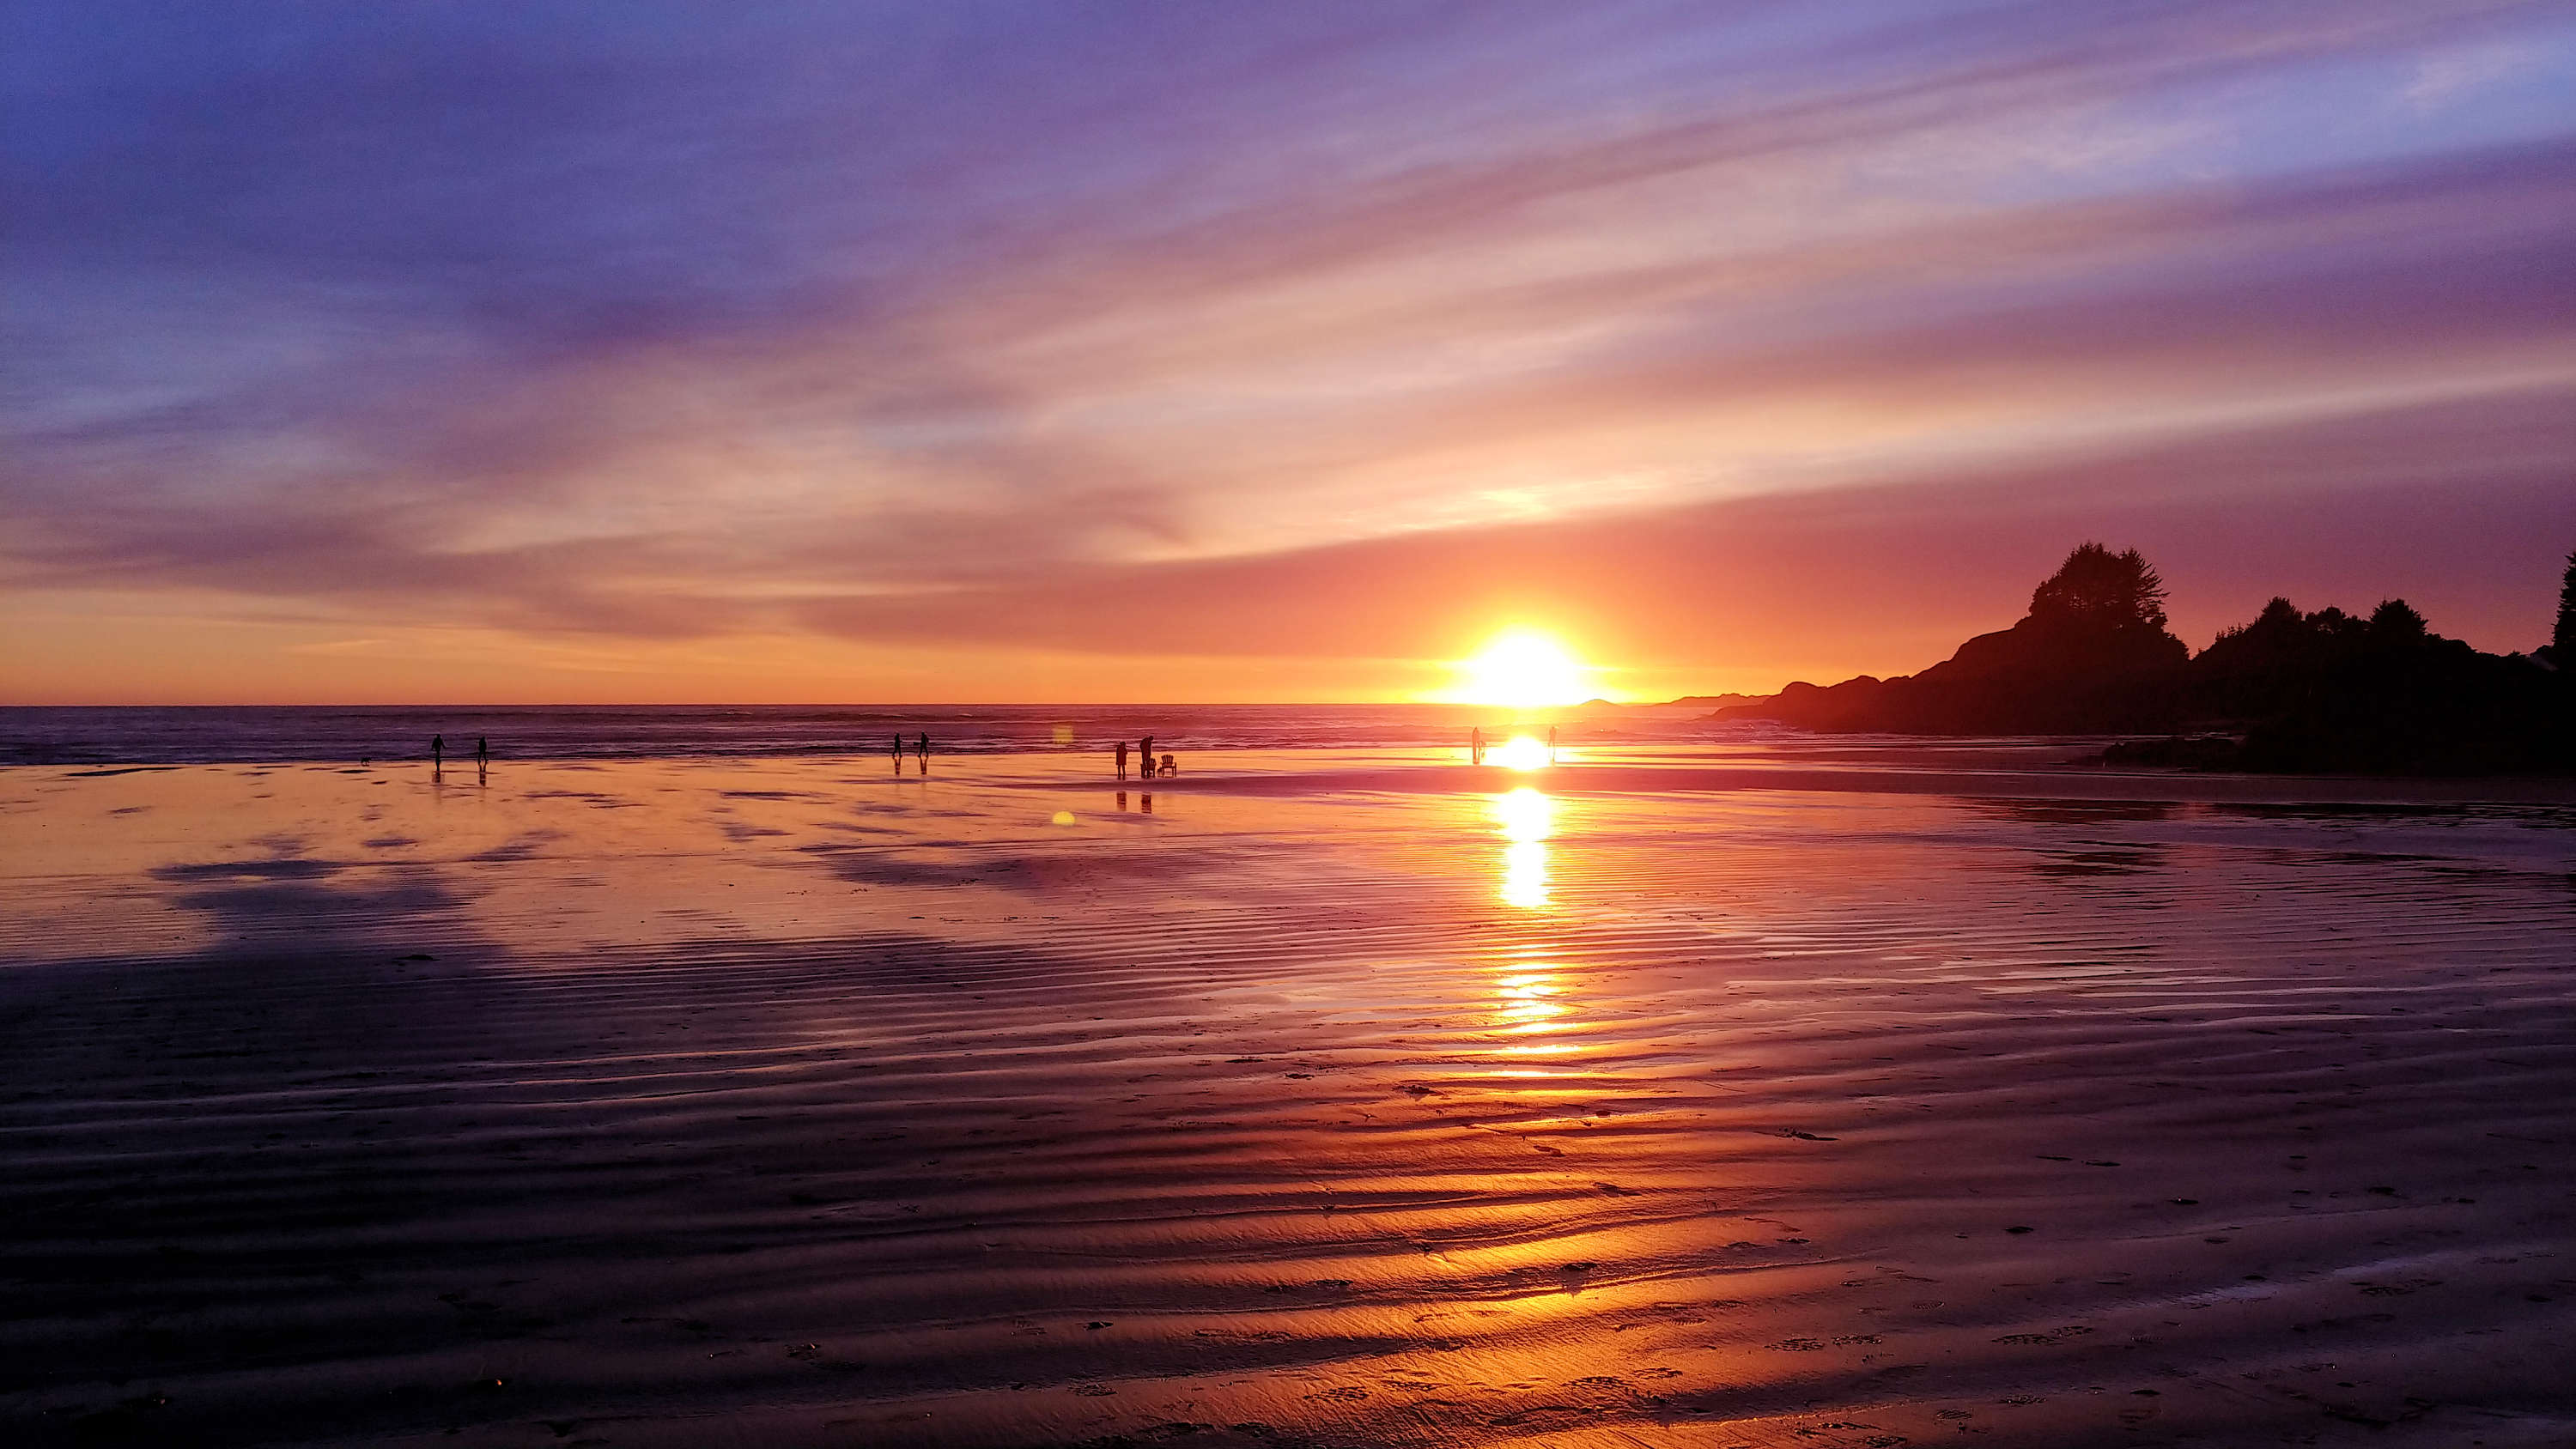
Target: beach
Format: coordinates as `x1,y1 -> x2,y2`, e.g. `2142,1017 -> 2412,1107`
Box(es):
4,747 -> 2575,1447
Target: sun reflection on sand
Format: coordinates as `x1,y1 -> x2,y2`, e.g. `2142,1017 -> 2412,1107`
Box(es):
1488,954 -> 1583,1070
1492,786 -> 1553,908
1494,971 -> 1564,1032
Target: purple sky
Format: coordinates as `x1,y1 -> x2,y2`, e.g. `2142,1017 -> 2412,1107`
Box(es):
5,0 -> 2573,701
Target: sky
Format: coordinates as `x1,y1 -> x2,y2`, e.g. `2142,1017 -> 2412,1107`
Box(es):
5,0 -> 2574,704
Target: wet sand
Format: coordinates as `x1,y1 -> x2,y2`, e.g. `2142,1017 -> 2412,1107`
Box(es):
3,749 -> 2574,1447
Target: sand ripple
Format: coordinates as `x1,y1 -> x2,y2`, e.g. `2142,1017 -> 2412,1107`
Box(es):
3,757 -> 2573,1446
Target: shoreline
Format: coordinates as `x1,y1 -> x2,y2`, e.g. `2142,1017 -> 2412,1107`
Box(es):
16,749 -> 2576,808
4,751 -> 2573,1446
1163,760 -> 2576,807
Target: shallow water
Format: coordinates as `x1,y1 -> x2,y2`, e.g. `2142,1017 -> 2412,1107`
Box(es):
1,703 -> 1774,766
3,754 -> 2573,1446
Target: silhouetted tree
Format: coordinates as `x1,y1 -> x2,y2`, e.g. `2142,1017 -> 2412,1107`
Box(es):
2556,549 -> 2576,658
2248,596 -> 2301,634
1735,555 -> 2572,771
2207,597 -> 2307,658
2028,542 -> 2168,632
2368,598 -> 2427,644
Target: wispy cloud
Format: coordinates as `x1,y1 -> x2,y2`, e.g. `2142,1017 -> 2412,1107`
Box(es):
4,0 -> 2573,698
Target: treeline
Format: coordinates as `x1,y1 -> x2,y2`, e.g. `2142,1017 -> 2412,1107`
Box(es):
1718,543 -> 2576,774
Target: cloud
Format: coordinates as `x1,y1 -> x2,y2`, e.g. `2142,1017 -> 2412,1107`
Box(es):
796,383 -> 2576,672
2403,38 -> 2547,112
3,0 -> 2573,695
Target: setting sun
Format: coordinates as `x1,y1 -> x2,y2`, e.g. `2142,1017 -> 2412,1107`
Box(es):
1450,630 -> 1595,707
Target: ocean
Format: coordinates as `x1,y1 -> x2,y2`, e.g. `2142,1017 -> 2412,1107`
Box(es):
0,702 -> 1751,767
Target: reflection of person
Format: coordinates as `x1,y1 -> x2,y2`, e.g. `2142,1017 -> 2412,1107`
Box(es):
1115,740 -> 1128,779
1470,727 -> 1484,766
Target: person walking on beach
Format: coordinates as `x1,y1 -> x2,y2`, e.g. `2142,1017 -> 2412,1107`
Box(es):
431,734 -> 445,772
891,734 -> 904,764
1546,725 -> 1558,764
1115,740 -> 1129,779
1470,727 -> 1484,766
915,732 -> 930,768
476,737 -> 489,767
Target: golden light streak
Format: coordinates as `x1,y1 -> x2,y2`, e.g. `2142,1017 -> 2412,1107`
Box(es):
1492,786 -> 1553,908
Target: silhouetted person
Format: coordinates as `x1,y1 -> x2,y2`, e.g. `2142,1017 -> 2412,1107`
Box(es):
1547,725 -> 1558,763
915,732 -> 930,767
1470,727 -> 1484,766
1115,740 -> 1128,779
475,736 -> 489,766
431,734 -> 444,773
891,734 -> 904,762
1140,735 -> 1153,772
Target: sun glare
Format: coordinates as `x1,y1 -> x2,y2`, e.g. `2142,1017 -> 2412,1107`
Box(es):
1453,630 -> 1593,707
1493,734 -> 1550,770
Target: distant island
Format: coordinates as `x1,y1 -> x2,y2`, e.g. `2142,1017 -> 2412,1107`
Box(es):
1581,694 -> 1767,712
1712,542 -> 2575,775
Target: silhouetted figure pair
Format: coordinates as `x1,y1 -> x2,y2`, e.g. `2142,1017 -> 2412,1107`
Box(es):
888,732 -> 930,773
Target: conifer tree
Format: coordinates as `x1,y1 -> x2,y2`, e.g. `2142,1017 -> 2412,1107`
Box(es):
2556,548 -> 2576,658
2028,542 -> 2169,631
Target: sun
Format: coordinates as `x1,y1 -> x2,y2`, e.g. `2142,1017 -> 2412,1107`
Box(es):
1451,630 -> 1593,708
